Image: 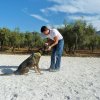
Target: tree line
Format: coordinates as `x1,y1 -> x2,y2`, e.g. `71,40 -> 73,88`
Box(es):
0,28 -> 45,52
0,20 -> 100,54
58,20 -> 100,54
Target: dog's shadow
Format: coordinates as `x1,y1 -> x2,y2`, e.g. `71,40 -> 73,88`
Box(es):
0,66 -> 18,74
0,66 -> 49,74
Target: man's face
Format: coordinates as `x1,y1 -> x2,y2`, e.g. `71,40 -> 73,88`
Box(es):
43,29 -> 49,35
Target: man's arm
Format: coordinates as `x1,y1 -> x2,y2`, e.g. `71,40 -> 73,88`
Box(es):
48,36 -> 58,50
50,36 -> 58,48
45,38 -> 54,46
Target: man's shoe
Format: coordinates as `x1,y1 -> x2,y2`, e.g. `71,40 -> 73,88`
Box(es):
49,68 -> 60,72
54,69 -> 60,72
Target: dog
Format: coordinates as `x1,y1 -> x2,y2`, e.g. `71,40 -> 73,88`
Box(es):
0,52 -> 41,76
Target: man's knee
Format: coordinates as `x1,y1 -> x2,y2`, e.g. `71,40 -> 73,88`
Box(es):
56,53 -> 62,58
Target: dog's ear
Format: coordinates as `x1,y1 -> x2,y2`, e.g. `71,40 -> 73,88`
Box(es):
38,48 -> 43,55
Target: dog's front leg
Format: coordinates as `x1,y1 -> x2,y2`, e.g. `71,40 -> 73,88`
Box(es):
36,64 -> 42,75
34,65 -> 38,73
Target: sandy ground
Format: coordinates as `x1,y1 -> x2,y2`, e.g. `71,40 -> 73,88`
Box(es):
0,54 -> 100,100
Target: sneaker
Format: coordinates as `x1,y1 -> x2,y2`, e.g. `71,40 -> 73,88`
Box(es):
54,69 -> 60,72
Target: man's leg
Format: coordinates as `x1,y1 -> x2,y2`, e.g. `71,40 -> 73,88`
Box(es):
55,54 -> 62,70
55,39 -> 64,70
50,46 -> 57,70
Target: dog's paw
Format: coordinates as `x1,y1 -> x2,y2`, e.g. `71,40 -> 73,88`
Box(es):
37,73 -> 43,75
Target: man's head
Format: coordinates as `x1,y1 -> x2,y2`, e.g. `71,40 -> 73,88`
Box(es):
41,26 -> 49,35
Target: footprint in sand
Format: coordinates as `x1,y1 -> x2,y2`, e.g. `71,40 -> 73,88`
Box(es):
64,95 -> 70,100
95,96 -> 100,100
11,94 -> 18,100
88,82 -> 93,87
74,90 -> 79,94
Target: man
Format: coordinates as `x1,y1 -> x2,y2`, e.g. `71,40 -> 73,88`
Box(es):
41,26 -> 64,72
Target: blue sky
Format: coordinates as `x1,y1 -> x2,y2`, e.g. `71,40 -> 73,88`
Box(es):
0,0 -> 100,32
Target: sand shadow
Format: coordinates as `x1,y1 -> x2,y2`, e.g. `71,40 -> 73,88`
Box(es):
40,68 -> 49,71
0,66 -> 18,74
0,66 -> 18,69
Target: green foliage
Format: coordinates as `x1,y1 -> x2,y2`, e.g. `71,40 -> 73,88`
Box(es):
0,27 -> 45,52
0,19 -> 100,53
59,19 -> 99,53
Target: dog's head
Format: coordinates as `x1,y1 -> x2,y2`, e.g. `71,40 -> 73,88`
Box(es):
44,45 -> 49,51
34,52 -> 41,58
38,45 -> 49,54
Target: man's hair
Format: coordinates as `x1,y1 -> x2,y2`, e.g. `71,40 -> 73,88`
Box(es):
41,26 -> 48,32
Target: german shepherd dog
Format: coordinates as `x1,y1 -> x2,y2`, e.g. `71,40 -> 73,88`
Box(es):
0,52 -> 41,76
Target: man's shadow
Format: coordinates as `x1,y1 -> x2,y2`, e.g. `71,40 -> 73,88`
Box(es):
0,66 -> 18,74
40,68 -> 49,71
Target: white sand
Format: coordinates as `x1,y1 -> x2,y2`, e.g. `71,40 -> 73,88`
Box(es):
0,54 -> 100,100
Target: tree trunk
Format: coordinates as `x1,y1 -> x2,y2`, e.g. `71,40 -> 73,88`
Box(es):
91,45 -> 94,52
0,41 -> 3,51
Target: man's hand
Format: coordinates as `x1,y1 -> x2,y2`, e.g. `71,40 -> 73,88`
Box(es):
47,46 -> 51,51
45,43 -> 49,46
44,42 -> 50,51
